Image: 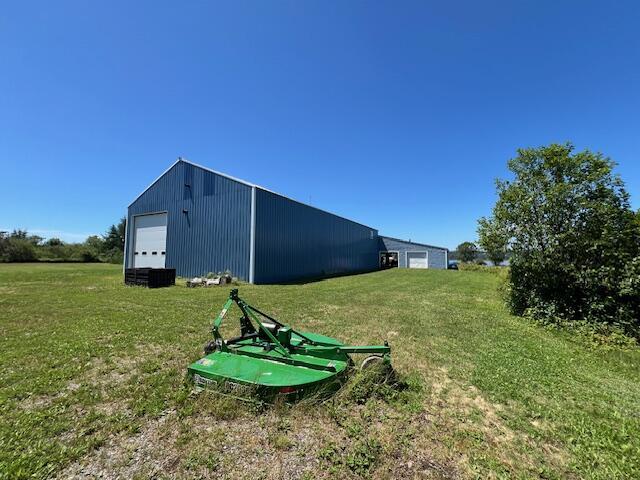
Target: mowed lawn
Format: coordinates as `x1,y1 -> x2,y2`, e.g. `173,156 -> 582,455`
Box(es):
0,264 -> 639,479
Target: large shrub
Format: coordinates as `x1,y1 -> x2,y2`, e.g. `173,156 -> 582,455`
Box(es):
0,231 -> 39,262
479,143 -> 640,338
102,247 -> 124,264
3,238 -> 38,262
456,241 -> 478,263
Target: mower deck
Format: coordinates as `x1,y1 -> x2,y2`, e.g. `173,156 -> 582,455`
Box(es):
187,289 -> 391,400
189,331 -> 350,396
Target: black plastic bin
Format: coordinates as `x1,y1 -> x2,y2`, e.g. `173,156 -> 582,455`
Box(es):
125,268 -> 176,288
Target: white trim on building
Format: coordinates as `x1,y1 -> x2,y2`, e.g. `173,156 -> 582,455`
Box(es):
249,186 -> 256,284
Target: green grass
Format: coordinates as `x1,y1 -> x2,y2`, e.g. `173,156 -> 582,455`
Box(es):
1,264 -> 639,479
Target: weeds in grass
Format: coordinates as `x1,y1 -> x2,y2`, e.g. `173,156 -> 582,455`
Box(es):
184,388 -> 257,421
534,316 -> 639,350
317,434 -> 382,476
268,432 -> 293,450
333,363 -> 424,411
304,364 -> 427,477
346,437 -> 382,476
335,364 -> 401,404
182,450 -> 220,472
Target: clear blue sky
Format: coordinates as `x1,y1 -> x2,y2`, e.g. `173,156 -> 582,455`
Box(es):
1,1 -> 639,249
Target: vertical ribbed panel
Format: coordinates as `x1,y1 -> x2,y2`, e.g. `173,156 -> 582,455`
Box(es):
427,249 -> 446,268
377,236 -> 448,269
253,189 -> 379,283
126,161 -> 251,280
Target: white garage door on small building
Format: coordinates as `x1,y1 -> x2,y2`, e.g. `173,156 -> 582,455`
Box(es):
407,251 -> 428,269
133,213 -> 167,268
378,236 -> 448,269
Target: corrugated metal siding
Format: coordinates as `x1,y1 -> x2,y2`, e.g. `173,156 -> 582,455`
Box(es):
428,249 -> 446,269
378,236 -> 447,269
126,161 -> 251,279
254,189 -> 379,283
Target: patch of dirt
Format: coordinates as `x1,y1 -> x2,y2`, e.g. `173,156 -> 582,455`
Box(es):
20,379 -> 82,411
134,342 -> 166,356
426,367 -> 571,477
20,348 -> 150,412
94,401 -> 125,416
20,394 -> 57,410
381,456 -> 458,479
57,410 -> 180,479
57,409 -> 319,480
56,398 -> 458,480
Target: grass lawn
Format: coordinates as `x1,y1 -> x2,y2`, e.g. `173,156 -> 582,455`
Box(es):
0,264 -> 639,479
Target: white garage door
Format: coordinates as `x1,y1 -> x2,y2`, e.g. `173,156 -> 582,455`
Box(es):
133,213 -> 167,268
407,251 -> 428,269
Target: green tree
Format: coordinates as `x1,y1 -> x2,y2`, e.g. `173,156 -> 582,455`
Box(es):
0,232 -> 8,261
10,229 -> 43,246
0,231 -> 39,262
483,143 -> 640,337
44,238 -> 63,246
3,239 -> 37,262
477,217 -> 508,265
456,242 -> 478,263
40,237 -> 69,261
82,235 -> 104,262
103,218 -> 126,252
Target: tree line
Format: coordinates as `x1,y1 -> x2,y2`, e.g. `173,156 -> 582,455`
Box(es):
449,241 -> 508,265
0,218 -> 126,264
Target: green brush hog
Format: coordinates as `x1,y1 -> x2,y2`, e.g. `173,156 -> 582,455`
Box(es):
188,289 -> 391,401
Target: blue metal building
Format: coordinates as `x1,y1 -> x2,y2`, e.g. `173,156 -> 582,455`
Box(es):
378,236 -> 448,270
125,159 -> 380,283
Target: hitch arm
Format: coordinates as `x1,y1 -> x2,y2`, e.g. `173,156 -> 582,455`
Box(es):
294,344 -> 391,355
211,297 -> 234,352
333,345 -> 391,355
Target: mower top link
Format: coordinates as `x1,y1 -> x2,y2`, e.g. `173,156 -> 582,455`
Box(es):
187,289 -> 391,400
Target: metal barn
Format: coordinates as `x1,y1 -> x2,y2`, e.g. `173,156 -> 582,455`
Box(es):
125,159 -> 380,283
378,236 -> 448,270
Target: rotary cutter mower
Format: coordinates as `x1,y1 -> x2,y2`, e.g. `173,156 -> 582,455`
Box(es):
188,289 -> 391,401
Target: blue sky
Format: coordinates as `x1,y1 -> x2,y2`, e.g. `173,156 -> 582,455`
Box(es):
1,1 -> 639,249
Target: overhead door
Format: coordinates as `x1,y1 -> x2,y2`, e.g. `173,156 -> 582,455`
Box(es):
428,249 -> 446,269
133,213 -> 167,268
407,251 -> 428,269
